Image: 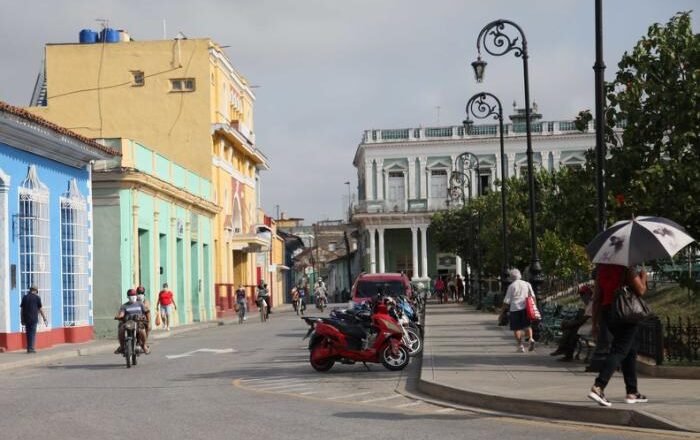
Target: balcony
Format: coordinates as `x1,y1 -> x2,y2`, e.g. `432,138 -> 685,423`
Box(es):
354,197 -> 449,215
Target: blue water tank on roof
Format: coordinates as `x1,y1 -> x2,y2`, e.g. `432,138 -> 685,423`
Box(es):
100,28 -> 120,43
79,29 -> 98,44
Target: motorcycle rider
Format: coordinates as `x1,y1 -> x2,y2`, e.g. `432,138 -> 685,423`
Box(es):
135,285 -> 151,336
314,278 -> 328,308
115,289 -> 150,355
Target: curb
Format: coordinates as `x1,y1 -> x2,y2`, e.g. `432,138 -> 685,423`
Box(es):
417,304 -> 695,433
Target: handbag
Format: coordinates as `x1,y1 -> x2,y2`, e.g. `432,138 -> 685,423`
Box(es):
155,312 -> 162,327
613,286 -> 650,324
525,286 -> 541,321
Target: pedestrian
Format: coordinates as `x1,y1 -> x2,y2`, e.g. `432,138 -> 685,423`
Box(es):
550,285 -> 593,361
502,268 -> 536,353
588,263 -> 648,407
435,277 -> 446,303
157,283 -> 177,331
20,285 -> 48,353
447,275 -> 457,302
456,275 -> 465,302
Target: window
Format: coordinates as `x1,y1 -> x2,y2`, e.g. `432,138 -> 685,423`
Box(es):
430,169 -> 448,198
131,70 -> 144,86
328,242 -> 337,252
60,179 -> 89,326
18,166 -> 51,326
479,169 -> 491,195
170,78 -> 196,92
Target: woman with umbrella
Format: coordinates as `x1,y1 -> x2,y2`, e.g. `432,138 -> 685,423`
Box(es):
586,216 -> 694,407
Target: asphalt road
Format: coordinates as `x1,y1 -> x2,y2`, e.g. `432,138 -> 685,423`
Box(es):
0,306 -> 690,440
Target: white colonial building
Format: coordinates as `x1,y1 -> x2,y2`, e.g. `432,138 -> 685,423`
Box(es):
352,107 -> 597,281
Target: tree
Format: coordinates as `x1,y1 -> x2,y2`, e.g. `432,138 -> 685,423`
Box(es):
603,12 -> 700,236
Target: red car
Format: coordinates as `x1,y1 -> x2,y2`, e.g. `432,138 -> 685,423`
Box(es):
350,272 -> 413,304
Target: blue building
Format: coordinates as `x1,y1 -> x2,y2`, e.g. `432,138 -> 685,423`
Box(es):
0,102 -> 118,351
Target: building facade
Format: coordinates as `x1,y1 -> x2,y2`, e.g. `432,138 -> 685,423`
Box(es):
91,138 -> 217,336
352,108 -> 597,281
0,102 -> 117,350
26,32 -> 276,322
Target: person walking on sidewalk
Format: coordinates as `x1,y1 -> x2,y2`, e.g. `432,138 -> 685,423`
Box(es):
20,285 -> 48,353
157,283 -> 177,331
502,269 -> 536,353
588,264 -> 648,407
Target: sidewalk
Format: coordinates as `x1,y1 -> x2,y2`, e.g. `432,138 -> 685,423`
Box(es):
418,303 -> 700,433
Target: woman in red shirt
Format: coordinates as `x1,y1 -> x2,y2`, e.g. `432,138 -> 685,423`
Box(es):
157,283 -> 177,331
588,264 -> 648,407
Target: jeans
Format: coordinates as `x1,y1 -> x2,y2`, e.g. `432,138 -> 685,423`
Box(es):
594,307 -> 639,394
25,322 -> 37,351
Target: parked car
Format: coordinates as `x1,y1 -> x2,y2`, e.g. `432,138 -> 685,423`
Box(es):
350,272 -> 413,304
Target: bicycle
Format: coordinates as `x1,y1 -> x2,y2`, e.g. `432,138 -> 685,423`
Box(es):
237,302 -> 246,324
258,298 -> 268,322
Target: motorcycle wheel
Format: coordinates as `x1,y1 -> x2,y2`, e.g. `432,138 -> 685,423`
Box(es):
132,342 -> 138,366
125,339 -> 132,368
381,343 -> 410,371
403,327 -> 423,356
309,346 -> 335,372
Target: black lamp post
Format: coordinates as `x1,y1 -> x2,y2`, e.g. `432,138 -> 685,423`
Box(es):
448,151 -> 482,307
473,19 -> 543,294
464,92 -> 509,299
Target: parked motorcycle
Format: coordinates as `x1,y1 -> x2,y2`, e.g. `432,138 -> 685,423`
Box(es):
302,300 -> 409,372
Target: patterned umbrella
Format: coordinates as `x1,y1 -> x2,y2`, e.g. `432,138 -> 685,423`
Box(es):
586,216 -> 695,267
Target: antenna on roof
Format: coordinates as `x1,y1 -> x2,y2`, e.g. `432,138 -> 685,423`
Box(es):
95,18 -> 109,29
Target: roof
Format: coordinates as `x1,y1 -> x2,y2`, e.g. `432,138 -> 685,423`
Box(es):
0,101 -> 121,157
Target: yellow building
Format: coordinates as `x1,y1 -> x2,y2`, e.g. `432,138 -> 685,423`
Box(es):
27,33 -> 278,319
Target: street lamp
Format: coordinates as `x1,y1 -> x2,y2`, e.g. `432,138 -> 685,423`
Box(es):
448,152 -> 482,307
344,181 -> 352,222
465,92 -> 509,298
473,19 -> 543,294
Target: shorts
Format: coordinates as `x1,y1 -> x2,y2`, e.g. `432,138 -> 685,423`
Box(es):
160,305 -> 173,316
509,309 -> 530,331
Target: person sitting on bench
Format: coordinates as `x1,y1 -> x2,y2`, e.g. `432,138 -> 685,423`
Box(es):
550,285 -> 593,361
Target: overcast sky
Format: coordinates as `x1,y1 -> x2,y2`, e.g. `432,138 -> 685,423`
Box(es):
1,1 -> 697,222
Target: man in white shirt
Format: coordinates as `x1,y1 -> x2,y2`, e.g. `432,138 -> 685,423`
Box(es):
502,268 -> 536,352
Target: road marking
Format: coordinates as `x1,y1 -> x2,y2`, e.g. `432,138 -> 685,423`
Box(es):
298,391 -> 318,395
360,394 -> 402,403
166,348 -> 236,359
256,383 -> 312,392
395,401 -> 422,408
435,408 -> 455,413
327,391 -> 372,400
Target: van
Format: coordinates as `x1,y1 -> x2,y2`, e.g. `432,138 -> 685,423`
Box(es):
351,272 -> 413,304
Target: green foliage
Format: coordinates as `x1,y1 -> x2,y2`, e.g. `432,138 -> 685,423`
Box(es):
604,12 -> 700,237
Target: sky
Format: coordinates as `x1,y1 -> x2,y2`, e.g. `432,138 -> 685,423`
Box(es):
0,1 -> 697,223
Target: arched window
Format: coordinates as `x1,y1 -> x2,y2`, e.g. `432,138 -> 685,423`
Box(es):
232,195 -> 243,234
18,165 -> 51,326
61,179 -> 89,326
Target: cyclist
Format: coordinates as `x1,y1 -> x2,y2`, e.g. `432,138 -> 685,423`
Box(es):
235,285 -> 247,321
291,286 -> 300,314
256,282 -> 271,316
314,278 -> 328,309
297,284 -> 307,315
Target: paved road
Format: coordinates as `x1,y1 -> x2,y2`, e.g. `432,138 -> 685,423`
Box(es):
0,307 -> 690,440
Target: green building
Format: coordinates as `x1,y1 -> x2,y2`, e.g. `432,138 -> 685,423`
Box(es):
91,139 -> 219,337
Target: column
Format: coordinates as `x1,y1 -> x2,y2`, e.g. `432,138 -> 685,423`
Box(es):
153,210 -> 160,303
364,160 -> 374,201
375,159 -> 384,201
368,228 -> 377,274
132,196 -> 140,286
420,225 -> 428,279
407,156 -> 416,200
551,150 -> 561,171
378,227 -> 386,273
455,255 -> 463,277
507,153 -> 516,179
411,226 -> 419,280
495,153 -> 502,182
419,157 -> 428,199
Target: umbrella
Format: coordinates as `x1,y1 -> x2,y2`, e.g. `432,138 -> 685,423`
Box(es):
586,216 -> 695,267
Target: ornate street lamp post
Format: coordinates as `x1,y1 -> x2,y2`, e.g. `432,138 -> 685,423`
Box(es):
472,19 -> 543,294
464,92 -> 509,298
448,152 -> 482,306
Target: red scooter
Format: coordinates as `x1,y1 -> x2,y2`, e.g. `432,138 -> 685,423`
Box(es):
302,301 -> 410,372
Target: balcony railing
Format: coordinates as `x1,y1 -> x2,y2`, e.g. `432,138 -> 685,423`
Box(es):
354,197 -> 449,214
362,119 -> 602,144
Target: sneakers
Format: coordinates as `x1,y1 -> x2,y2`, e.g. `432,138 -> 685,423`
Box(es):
588,385 -> 612,407
517,344 -> 525,353
625,393 -> 648,404
528,340 -> 536,352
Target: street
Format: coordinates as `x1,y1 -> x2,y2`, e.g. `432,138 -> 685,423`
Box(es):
0,307 -> 689,440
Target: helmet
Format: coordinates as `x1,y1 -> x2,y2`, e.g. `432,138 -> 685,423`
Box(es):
136,285 -> 146,294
